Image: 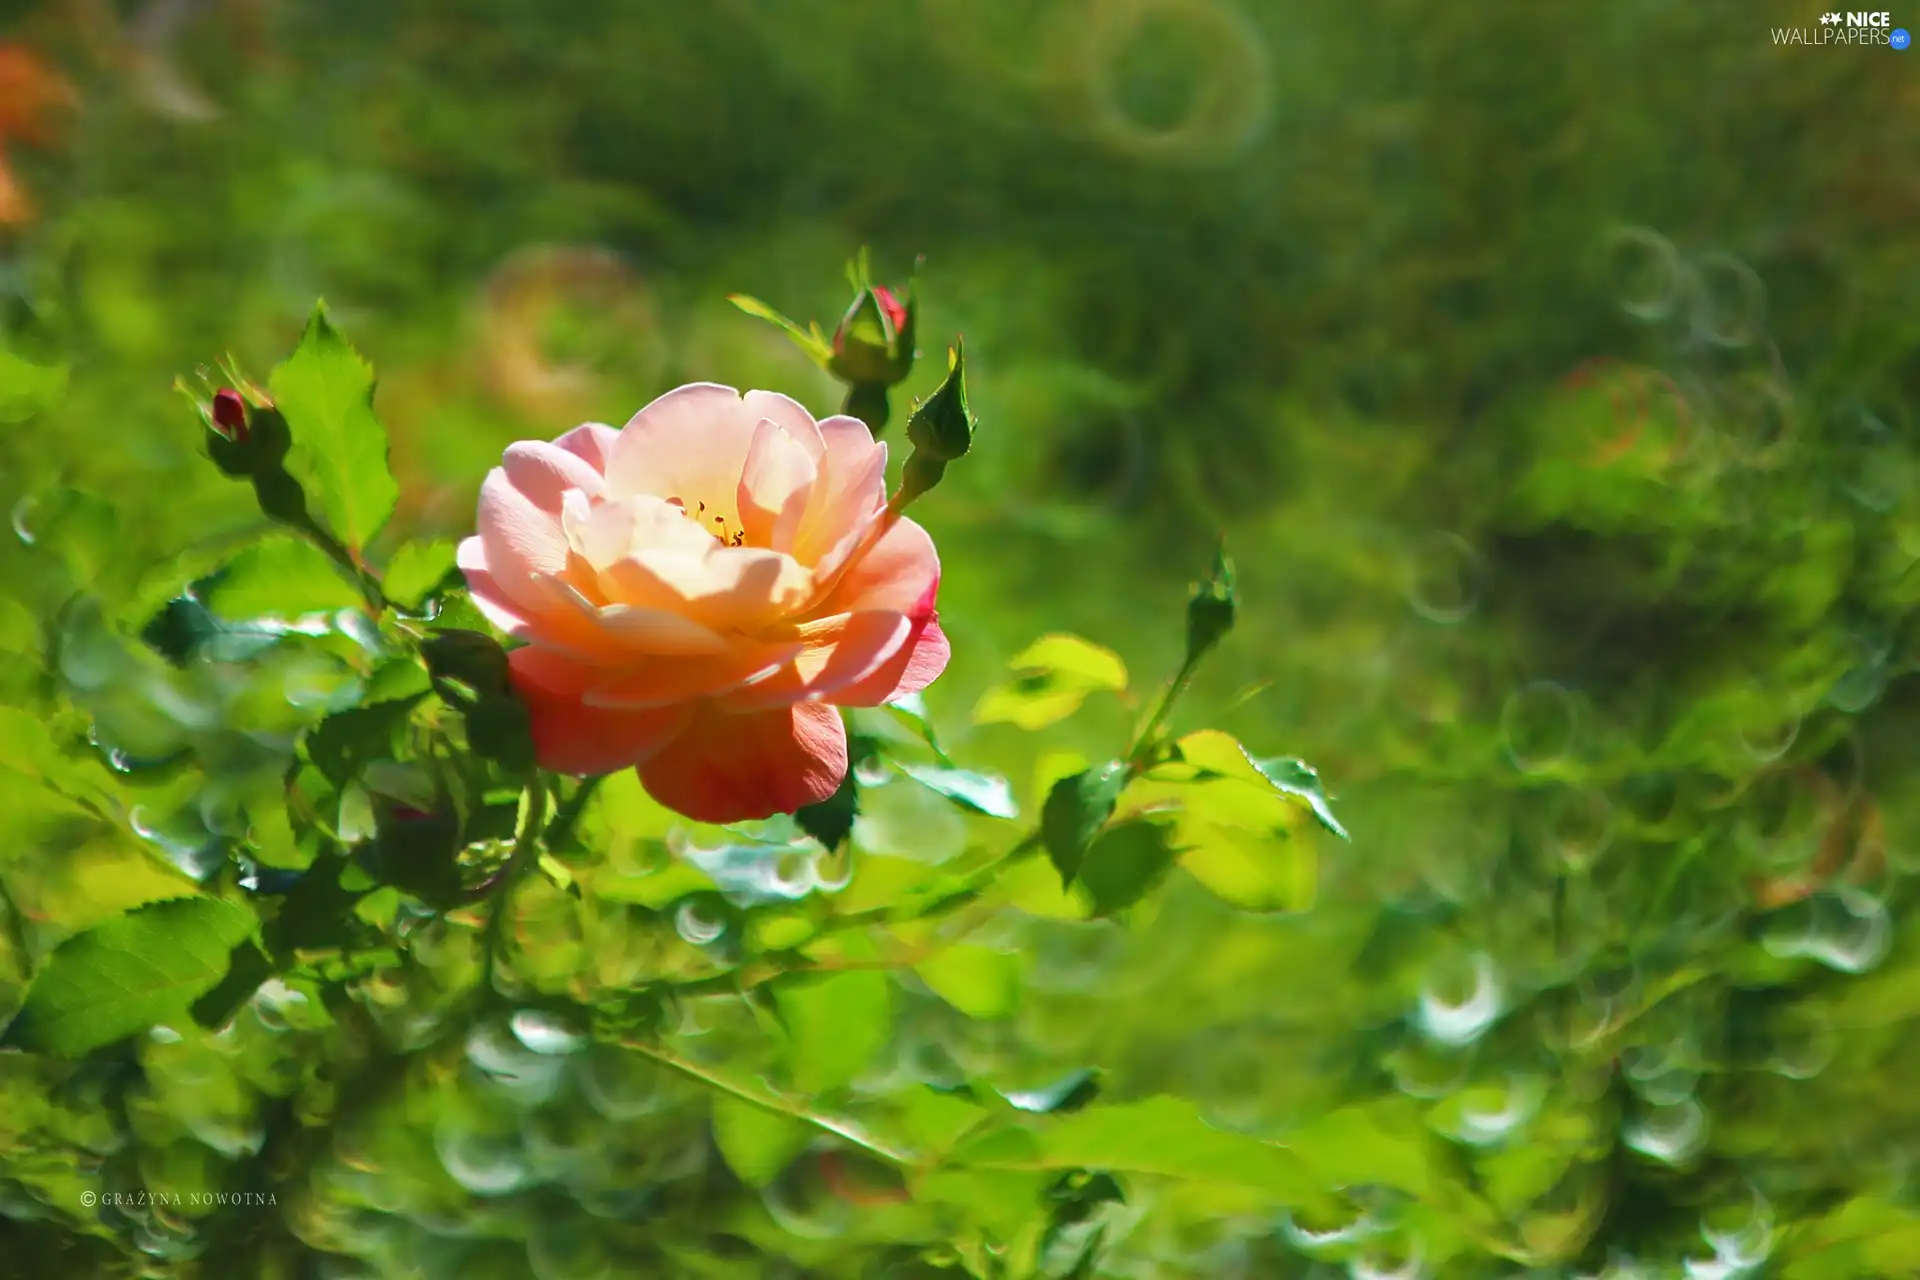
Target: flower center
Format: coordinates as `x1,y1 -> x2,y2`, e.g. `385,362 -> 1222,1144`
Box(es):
665,495 -> 746,548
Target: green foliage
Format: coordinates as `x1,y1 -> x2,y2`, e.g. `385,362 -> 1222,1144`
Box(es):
0,350 -> 68,423
3,897 -> 257,1056
267,305 -> 399,553
1040,761 -> 1129,887
973,633 -> 1129,730
776,966 -> 893,1094
201,535 -> 364,619
3,15 -> 1917,1269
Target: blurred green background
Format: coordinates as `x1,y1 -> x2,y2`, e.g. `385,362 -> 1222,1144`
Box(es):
3,0 -> 1920,1275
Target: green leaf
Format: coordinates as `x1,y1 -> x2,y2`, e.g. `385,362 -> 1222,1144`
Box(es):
952,1095 -> 1321,1203
382,539 -> 459,608
973,634 -> 1129,730
915,944 -> 1023,1019
728,293 -> 836,364
880,691 -> 956,765
1252,755 -> 1350,840
203,535 -> 363,619
3,897 -> 259,1056
775,966 -> 891,1094
1079,820 -> 1180,916
1131,732 -> 1326,912
267,304 -> 398,551
1041,762 -> 1128,887
305,696 -> 424,788
1011,635 -> 1129,690
0,350 -> 69,422
465,695 -> 536,776
895,761 -> 1019,819
1169,730 -> 1347,840
1177,824 -> 1315,913
712,1093 -> 812,1187
1001,1069 -> 1102,1115
421,628 -> 514,700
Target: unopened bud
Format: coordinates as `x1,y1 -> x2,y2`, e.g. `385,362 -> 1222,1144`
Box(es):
829,284 -> 916,390
211,388 -> 249,442
871,286 -> 907,337
906,340 -> 974,464
1185,542 -> 1238,666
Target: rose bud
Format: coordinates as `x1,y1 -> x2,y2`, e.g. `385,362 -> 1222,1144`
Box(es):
211,388 -> 250,443
828,283 -> 916,390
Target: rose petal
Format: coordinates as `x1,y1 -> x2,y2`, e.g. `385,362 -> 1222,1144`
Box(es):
457,537 -> 538,634
742,390 -> 826,463
794,417 -> 888,565
502,440 -> 606,513
510,647 -> 693,776
562,491 -> 716,572
604,383 -> 755,521
737,417 -> 820,553
637,701 -> 847,823
476,467 -> 570,606
533,574 -> 732,655
583,640 -> 806,709
810,516 -> 940,617
718,610 -> 916,712
609,545 -> 812,630
554,422 -> 619,473
829,615 -> 950,706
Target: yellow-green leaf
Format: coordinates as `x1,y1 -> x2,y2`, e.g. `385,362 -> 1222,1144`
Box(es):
712,1093 -> 812,1187
916,944 -> 1023,1019
3,898 -> 258,1056
268,304 -> 397,551
1178,823 -> 1315,913
382,539 -> 459,607
204,535 -> 363,619
973,633 -> 1128,730
775,966 -> 891,1094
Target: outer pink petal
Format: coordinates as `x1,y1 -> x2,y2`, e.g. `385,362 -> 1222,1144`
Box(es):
638,701 -> 847,823
811,516 -> 940,617
830,615 -> 950,706
554,422 -> 619,472
457,536 -> 539,636
509,647 -> 693,776
477,467 -> 571,609
502,440 -> 606,513
717,610 -> 915,712
604,383 -> 756,516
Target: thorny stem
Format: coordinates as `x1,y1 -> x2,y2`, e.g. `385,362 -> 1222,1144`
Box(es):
472,776 -> 550,990
1126,651 -> 1203,772
543,774 -> 605,851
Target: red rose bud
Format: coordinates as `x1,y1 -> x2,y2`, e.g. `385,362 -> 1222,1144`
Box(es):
211,388 -> 249,442
871,286 -> 907,338
829,285 -> 915,383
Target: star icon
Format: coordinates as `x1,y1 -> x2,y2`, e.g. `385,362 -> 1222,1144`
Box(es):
1820,11 -> 1842,22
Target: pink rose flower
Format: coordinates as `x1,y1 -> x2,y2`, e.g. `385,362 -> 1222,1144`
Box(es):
459,384 -> 949,823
